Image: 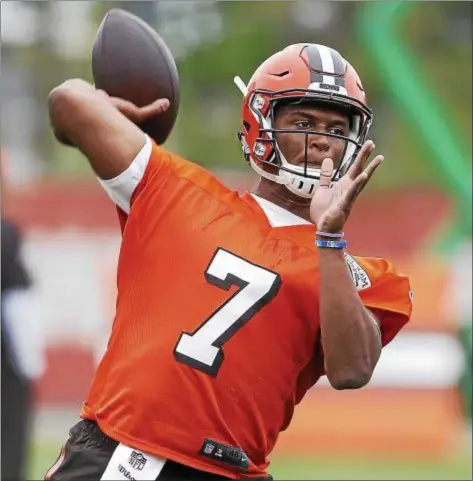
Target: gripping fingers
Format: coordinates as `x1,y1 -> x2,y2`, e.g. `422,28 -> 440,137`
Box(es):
111,98 -> 141,120
132,99 -> 170,123
111,97 -> 170,123
153,98 -> 170,112
139,98 -> 170,118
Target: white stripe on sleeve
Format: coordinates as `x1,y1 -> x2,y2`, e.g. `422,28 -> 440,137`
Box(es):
98,135 -> 152,214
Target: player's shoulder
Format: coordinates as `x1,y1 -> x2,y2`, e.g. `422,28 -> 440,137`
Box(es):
344,252 -> 410,289
346,252 -> 413,330
346,252 -> 404,275
148,139 -> 243,206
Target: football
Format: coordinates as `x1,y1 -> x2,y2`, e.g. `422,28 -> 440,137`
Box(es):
92,8 -> 180,145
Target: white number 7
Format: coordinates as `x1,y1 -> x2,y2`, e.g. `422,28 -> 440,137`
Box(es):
173,248 -> 281,376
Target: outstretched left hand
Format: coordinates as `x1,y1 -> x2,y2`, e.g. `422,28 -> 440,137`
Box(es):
310,140 -> 384,233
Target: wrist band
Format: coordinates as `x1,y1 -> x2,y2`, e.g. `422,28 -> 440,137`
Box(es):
315,239 -> 348,249
316,230 -> 344,238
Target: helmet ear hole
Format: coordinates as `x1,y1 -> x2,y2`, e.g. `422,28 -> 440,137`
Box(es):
271,70 -> 290,77
243,121 -> 251,133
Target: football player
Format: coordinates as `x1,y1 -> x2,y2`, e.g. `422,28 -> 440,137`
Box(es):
45,44 -> 412,480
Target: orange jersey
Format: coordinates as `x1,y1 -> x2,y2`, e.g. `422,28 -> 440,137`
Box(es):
82,139 -> 412,478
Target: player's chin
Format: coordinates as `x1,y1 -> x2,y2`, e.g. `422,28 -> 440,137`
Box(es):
287,190 -> 313,205
276,183 -> 312,205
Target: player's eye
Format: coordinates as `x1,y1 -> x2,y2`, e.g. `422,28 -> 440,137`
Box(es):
329,127 -> 345,136
294,120 -> 311,129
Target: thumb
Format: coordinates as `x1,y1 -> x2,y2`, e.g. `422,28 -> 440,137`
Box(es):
318,158 -> 333,189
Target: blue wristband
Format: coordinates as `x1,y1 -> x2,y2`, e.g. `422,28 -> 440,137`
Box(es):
315,239 -> 347,249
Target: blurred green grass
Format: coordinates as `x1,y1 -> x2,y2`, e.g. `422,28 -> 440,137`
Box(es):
32,442 -> 472,481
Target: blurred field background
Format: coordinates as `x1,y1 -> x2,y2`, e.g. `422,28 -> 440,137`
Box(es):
1,1 -> 472,480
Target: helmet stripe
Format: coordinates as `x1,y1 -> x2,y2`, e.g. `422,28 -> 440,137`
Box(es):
330,49 -> 346,87
309,44 -> 346,88
317,45 -> 336,84
304,45 -> 324,84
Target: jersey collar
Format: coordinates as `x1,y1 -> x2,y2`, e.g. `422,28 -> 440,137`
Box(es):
251,194 -> 313,228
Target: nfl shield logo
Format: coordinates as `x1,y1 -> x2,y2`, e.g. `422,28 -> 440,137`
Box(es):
203,443 -> 215,455
129,450 -> 147,471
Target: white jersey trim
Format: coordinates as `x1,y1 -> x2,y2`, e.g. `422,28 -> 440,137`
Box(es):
251,194 -> 312,227
98,135 -> 152,214
100,442 -> 167,480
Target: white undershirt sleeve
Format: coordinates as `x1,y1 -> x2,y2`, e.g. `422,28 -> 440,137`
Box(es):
97,135 -> 152,214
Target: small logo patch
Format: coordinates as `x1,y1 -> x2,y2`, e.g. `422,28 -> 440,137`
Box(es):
319,83 -> 340,92
344,253 -> 372,291
128,451 -> 147,471
203,443 -> 215,455
200,439 -> 249,471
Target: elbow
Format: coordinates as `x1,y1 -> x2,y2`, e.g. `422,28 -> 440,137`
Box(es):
48,79 -> 89,121
48,90 -> 74,145
327,367 -> 373,391
48,83 -> 76,121
48,87 -> 72,135
48,80 -> 87,144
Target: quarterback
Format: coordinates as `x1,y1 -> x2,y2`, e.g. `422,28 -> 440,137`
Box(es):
46,44 -> 412,480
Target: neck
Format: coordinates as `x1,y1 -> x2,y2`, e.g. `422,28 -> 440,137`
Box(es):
252,178 -> 313,223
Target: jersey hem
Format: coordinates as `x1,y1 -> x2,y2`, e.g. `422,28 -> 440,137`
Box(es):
80,412 -> 267,479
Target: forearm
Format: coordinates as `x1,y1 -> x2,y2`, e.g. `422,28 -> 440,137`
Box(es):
318,247 -> 381,389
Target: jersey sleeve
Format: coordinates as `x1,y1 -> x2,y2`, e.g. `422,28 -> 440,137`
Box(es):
98,134 -> 177,215
98,135 -> 153,215
97,135 -> 201,230
296,254 -> 412,401
344,253 -> 413,347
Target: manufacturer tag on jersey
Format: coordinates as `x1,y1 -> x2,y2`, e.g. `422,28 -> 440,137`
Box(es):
344,253 -> 372,291
199,439 -> 249,471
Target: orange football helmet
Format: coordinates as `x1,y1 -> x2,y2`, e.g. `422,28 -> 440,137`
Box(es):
235,43 -> 373,198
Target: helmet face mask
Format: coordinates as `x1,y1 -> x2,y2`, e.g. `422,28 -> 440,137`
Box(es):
237,44 -> 373,198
